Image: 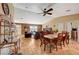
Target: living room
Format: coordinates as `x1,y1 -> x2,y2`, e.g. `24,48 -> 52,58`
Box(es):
0,3 -> 79,55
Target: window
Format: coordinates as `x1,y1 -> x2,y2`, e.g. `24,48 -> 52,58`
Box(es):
30,25 -> 37,33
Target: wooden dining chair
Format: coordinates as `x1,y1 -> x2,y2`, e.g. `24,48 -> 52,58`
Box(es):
44,38 -> 51,51
52,37 -> 58,51
62,32 -> 67,47
62,32 -> 70,46
39,32 -> 44,47
39,32 -> 50,51
57,33 -> 63,49
65,32 -> 70,45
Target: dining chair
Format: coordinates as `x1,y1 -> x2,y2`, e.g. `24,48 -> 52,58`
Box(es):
43,37 -> 50,51
65,32 -> 70,45
39,32 -> 50,51
57,33 -> 63,49
52,37 -> 58,51
62,32 -> 67,47
39,32 -> 44,47
62,32 -> 70,46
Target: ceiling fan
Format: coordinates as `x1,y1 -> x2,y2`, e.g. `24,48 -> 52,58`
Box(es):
36,4 -> 54,16
39,8 -> 53,16
26,4 -> 54,16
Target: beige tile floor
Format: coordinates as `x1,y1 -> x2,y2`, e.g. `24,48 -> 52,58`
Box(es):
19,37 -> 79,55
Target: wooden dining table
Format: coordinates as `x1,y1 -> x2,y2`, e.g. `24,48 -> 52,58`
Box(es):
44,33 -> 58,53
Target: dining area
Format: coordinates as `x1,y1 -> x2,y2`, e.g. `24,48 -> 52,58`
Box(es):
18,23 -> 79,55
39,31 -> 70,53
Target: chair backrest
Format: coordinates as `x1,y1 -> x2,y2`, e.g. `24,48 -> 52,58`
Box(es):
58,33 -> 63,41
66,32 -> 69,39
62,31 -> 69,41
39,32 -> 44,38
39,32 -> 44,42
62,32 -> 66,39
39,32 -> 50,45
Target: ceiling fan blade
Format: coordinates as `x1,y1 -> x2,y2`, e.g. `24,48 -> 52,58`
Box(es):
47,13 -> 52,15
47,8 -> 53,12
27,10 -> 43,14
30,11 -> 42,14
37,13 -> 43,14
25,9 -> 43,15
43,13 -> 46,16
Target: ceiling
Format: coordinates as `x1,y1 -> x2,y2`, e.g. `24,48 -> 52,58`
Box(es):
13,3 -> 79,24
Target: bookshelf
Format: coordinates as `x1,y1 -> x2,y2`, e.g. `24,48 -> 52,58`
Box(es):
0,14 -> 20,55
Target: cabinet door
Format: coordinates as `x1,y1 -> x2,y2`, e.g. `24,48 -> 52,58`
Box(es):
1,45 -> 11,55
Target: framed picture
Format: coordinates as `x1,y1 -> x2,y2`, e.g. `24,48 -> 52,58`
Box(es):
2,3 -> 9,15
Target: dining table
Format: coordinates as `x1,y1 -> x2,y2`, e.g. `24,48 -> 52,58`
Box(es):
44,33 -> 58,53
